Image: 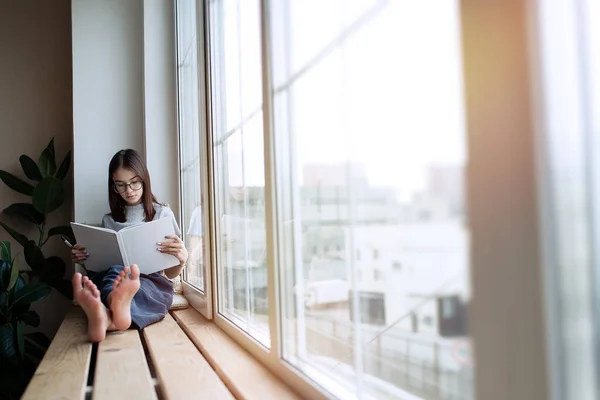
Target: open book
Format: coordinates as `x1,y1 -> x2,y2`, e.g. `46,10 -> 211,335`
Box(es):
70,217 -> 178,274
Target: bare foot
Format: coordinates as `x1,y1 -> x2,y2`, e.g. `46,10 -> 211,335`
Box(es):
108,265 -> 141,331
72,273 -> 112,342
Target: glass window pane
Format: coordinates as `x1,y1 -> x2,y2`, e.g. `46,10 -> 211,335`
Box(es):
208,0 -> 269,346
271,1 -> 472,398
534,0 -> 600,398
176,0 -> 205,292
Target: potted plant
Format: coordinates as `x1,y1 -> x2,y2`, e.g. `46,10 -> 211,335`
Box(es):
0,241 -> 52,399
0,138 -> 74,298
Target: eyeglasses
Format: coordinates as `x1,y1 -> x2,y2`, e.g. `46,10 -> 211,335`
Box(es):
114,181 -> 143,194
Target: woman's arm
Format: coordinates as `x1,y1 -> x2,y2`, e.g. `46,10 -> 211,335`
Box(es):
158,235 -> 188,279
164,264 -> 184,279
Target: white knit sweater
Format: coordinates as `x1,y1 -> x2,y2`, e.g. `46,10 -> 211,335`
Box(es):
101,203 -> 181,235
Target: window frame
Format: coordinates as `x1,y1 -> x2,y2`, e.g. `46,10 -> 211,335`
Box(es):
197,1 -> 335,398
176,0 -> 214,319
176,0 -> 558,399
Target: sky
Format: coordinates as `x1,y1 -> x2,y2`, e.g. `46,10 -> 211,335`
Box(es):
218,0 -> 466,201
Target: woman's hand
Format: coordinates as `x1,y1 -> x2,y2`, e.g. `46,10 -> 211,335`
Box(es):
158,235 -> 189,266
71,244 -> 88,264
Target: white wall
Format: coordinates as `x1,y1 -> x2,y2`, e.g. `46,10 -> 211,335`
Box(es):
143,0 -> 180,219
0,0 -> 73,337
72,0 -> 179,224
72,0 -> 145,223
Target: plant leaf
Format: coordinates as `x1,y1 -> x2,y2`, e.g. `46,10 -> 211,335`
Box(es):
45,256 -> 66,280
32,177 -> 63,215
3,203 -> 44,225
48,138 -> 55,157
0,324 -> 18,363
0,292 -> 7,323
16,322 -> 24,359
19,155 -> 43,181
55,151 -> 71,180
47,225 -> 75,242
0,261 -> 11,292
7,257 -> 19,292
11,275 -> 25,295
0,223 -> 28,248
38,138 -> 56,178
0,241 -> 10,263
13,282 -> 52,305
19,311 -> 40,328
7,276 -> 25,311
7,276 -> 26,311
24,241 -> 45,271
0,170 -> 34,196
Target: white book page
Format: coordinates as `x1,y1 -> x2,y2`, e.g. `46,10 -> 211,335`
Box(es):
70,223 -> 124,272
118,217 -> 178,274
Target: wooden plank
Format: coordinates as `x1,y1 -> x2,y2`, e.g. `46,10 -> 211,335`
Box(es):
143,313 -> 233,400
93,330 -> 157,400
172,309 -> 301,400
22,307 -> 92,400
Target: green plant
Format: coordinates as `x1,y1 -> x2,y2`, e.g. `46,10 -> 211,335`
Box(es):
0,138 -> 74,298
0,241 -> 52,400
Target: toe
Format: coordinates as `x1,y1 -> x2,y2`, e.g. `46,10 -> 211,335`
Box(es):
130,264 -> 140,280
72,273 -> 83,290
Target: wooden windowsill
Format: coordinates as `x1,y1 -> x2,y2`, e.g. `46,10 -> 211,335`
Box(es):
22,306 -> 301,400
172,308 -> 301,400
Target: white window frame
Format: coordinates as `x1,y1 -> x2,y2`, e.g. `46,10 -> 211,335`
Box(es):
176,0 -> 214,319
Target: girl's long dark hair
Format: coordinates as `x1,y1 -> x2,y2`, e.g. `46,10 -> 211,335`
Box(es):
108,149 -> 158,222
